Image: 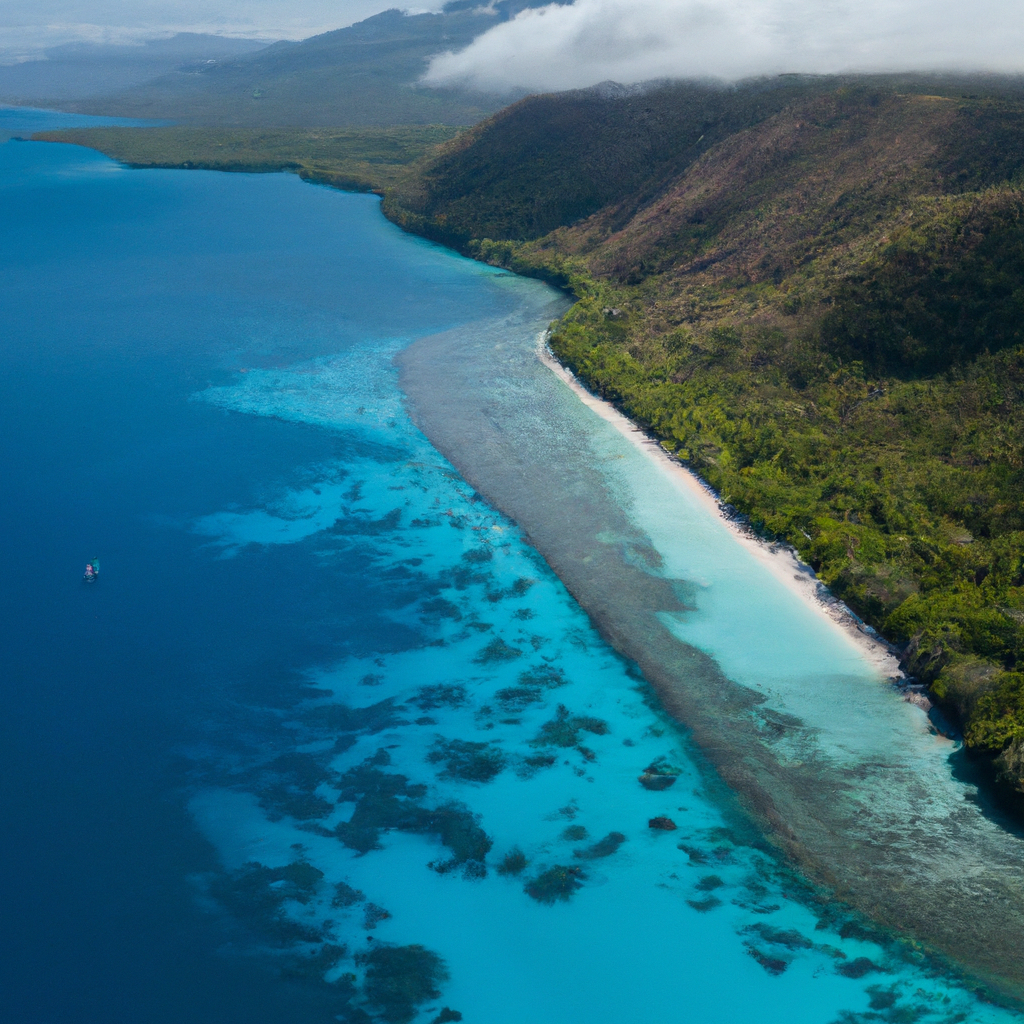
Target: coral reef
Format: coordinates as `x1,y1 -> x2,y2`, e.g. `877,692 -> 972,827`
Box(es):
409,685 -> 468,711
524,865 -> 587,905
209,861 -> 325,944
426,738 -> 507,783
573,832 -> 627,860
355,944 -> 449,1024
637,756 -> 683,791
531,705 -> 609,748
648,816 -> 677,831
496,847 -> 528,876
334,752 -> 492,868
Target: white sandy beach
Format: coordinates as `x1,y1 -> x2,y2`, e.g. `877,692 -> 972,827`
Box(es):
537,335 -> 905,682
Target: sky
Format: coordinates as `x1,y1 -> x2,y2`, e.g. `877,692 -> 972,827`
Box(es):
0,1 -> 440,57
422,0 -> 1024,92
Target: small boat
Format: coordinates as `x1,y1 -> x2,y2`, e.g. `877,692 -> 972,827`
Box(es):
83,558 -> 100,584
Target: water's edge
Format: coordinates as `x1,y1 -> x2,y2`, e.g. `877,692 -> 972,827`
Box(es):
396,298 -> 1024,1004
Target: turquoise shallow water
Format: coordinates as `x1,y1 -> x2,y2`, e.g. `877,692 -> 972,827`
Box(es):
1,110 -> 1021,1023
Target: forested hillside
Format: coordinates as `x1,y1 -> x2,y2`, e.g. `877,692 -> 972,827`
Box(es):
385,76 -> 1024,799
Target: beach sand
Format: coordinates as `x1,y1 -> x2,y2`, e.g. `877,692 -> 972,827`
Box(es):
537,336 -> 905,683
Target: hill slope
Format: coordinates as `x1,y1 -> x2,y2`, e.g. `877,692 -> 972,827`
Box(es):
385,77 -> 1024,800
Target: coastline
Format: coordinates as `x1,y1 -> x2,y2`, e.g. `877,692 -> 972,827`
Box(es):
536,337 -> 908,686
398,299 -> 1024,1000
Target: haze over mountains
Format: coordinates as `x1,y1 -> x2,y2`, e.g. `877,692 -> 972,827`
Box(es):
0,2 -> 563,126
0,35 -> 268,103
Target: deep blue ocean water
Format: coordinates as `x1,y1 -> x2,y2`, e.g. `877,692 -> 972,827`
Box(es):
2,110 -> 1021,1024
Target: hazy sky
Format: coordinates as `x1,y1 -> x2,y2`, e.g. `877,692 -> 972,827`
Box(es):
423,0 -> 1024,92
0,1 -> 439,56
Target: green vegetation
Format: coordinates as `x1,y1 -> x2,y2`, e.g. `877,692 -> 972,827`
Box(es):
32,125 -> 462,193
34,72 -> 1024,806
384,77 -> 1024,802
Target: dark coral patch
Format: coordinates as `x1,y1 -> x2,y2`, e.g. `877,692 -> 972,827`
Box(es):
473,638 -> 523,664
430,1009 -> 463,1024
334,752 -> 491,866
686,896 -> 722,913
648,816 -> 677,831
532,705 -> 609,748
638,756 -> 683,791
209,861 -> 325,944
744,923 -> 812,950
356,944 -> 449,1024
695,874 -> 724,892
836,957 -> 881,979
427,738 -> 506,783
331,881 -> 365,908
747,947 -> 789,976
560,824 -> 588,841
495,685 -> 543,712
574,832 -> 627,860
409,685 -> 468,711
303,698 -> 402,735
363,903 -> 392,930
496,847 -> 528,876
518,664 -> 568,689
525,865 -> 587,905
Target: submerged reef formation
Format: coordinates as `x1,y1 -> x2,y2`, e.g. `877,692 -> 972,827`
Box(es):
524,865 -> 587,905
335,751 -> 493,873
356,945 -> 449,1024
574,832 -> 627,860
397,268 -> 1024,1001
426,738 -> 507,783
638,756 -> 683,791
176,333 -> 1022,1024
531,705 -> 608,748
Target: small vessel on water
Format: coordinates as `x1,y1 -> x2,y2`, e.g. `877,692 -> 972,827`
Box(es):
83,558 -> 99,584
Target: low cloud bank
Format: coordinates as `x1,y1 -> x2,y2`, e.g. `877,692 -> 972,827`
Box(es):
422,0 -> 1024,93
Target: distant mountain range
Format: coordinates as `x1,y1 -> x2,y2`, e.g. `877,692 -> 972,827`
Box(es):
1,2 -> 561,126
0,34 -> 269,104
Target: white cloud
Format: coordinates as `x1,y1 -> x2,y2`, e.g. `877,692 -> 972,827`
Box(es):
422,0 -> 1024,93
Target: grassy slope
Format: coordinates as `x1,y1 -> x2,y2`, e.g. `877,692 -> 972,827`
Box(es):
31,125 -> 461,193
384,78 -> 1024,799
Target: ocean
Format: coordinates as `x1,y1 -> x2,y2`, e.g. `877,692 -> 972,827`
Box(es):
1,108 -> 1020,1024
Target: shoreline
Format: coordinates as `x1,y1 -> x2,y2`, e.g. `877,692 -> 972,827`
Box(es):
536,336 -> 909,685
